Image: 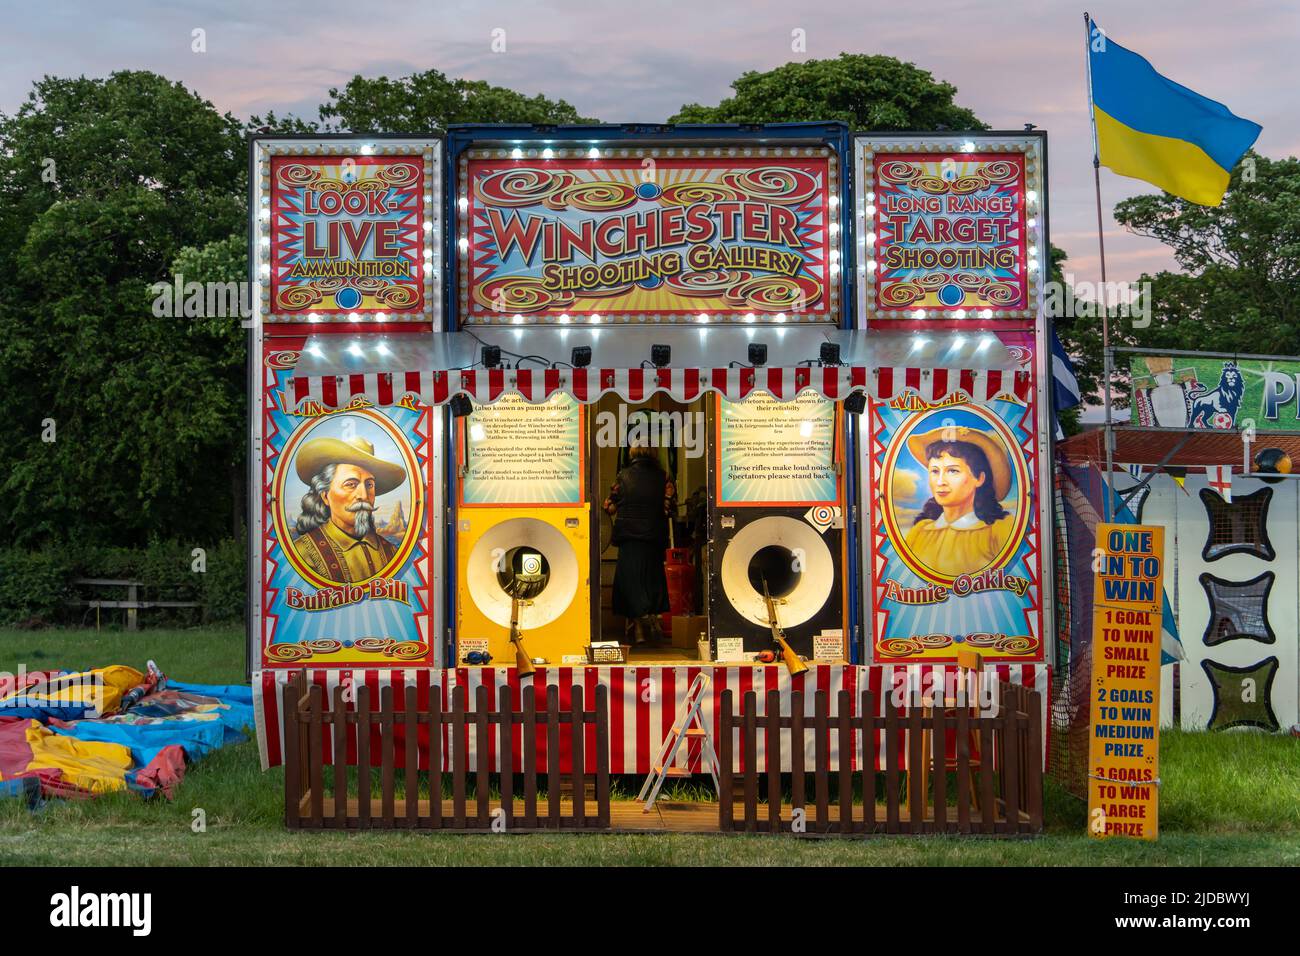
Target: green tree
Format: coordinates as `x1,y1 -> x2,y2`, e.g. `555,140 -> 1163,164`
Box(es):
1112,152 -> 1300,356
0,71 -> 248,547
670,54 -> 984,130
319,70 -> 595,132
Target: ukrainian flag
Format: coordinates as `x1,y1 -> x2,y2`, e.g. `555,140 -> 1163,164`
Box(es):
1089,20 -> 1261,206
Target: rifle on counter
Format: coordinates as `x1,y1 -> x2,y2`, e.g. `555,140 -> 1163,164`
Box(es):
762,577 -> 808,676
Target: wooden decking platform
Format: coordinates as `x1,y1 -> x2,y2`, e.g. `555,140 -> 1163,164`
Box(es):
297,795 -> 1031,835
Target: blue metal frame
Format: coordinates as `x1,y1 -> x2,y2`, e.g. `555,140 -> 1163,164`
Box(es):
440,122 -> 858,665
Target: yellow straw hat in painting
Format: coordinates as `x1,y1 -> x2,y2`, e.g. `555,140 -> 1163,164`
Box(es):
294,435 -> 407,495
906,426 -> 1012,501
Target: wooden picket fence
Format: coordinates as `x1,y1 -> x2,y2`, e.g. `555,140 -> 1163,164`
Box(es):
280,671 -> 610,831
280,671 -> 1042,837
718,682 -> 1043,836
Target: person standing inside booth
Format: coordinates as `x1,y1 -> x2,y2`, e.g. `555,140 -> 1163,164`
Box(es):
603,442 -> 676,646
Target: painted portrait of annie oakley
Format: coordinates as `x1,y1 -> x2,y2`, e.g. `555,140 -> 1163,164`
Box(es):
899,424 -> 1018,580
290,434 -> 407,586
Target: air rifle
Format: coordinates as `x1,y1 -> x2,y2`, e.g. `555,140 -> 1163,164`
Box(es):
509,593 -> 535,676
762,577 -> 808,676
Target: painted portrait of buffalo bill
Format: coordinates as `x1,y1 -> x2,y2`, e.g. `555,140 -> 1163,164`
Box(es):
290,434 -> 408,585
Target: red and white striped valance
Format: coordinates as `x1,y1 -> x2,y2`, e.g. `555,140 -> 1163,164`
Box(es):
288,365 -> 1031,409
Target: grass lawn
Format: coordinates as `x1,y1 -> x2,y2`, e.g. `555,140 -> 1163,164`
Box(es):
1,626 -> 1297,866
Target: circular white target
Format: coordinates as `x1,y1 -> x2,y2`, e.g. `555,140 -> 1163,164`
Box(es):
466,517 -> 579,629
719,515 -> 834,628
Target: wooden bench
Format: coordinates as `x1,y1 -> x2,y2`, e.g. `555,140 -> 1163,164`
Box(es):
66,578 -> 201,630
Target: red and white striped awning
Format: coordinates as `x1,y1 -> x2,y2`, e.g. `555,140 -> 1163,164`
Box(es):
288,364 -> 1031,409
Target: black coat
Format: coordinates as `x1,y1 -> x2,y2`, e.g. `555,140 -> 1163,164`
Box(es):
608,457 -> 669,545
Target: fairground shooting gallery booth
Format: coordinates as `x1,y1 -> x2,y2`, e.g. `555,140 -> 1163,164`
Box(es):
247,125 -> 1053,781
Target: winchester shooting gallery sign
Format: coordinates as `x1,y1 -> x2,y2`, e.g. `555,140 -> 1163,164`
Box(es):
457,147 -> 840,324
856,135 -> 1044,323
1087,523 -> 1164,841
253,138 -> 442,323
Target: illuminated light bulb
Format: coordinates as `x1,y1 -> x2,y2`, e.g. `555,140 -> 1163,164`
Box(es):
542,148 -> 554,159
348,312 -> 361,322
698,313 -> 709,323
954,309 -> 967,319
513,314 -> 524,325
962,141 -> 975,152
360,144 -> 373,155
982,309 -> 993,319
867,260 -> 877,273
775,313 -> 787,323
828,195 -> 839,208
423,221 -> 433,232
559,313 -> 571,325
511,148 -> 522,159
588,147 -> 600,158
458,197 -> 468,212
913,309 -> 927,320
865,205 -> 877,217
458,237 -> 468,252
1025,190 -> 1038,204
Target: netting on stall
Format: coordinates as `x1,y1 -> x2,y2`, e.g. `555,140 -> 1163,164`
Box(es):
1199,571 -> 1276,646
1200,487 -> 1274,561
1049,459 -> 1103,798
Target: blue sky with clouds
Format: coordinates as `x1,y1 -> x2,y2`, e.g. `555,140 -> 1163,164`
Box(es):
2,0 -> 1296,285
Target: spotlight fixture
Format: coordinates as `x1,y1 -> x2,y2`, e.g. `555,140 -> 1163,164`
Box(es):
651,344 -> 671,368
819,342 -> 841,366
481,345 -> 501,368
843,391 -> 867,415
748,343 -> 768,367
571,345 -> 592,368
449,394 -> 473,418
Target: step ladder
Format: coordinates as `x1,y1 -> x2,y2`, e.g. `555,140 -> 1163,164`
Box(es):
637,673 -> 719,812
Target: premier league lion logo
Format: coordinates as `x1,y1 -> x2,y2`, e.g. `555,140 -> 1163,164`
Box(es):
1188,361 -> 1244,429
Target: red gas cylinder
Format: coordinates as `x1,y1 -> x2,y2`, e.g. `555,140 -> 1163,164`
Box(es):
661,546 -> 696,631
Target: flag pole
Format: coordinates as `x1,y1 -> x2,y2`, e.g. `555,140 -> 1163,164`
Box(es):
1084,11 -> 1114,520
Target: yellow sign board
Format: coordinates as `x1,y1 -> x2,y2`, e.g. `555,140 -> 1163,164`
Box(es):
1087,523 -> 1163,840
